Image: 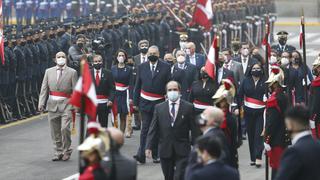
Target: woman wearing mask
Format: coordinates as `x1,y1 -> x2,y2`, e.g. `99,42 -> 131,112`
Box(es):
111,49 -> 134,137
238,62 -> 266,168
189,67 -> 217,115
290,50 -> 313,104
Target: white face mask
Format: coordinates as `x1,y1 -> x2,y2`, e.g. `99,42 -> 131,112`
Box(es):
281,58 -> 289,67
56,57 -> 66,66
167,91 -> 180,102
177,56 -> 186,64
185,49 -> 191,55
179,42 -> 187,49
242,48 -> 249,56
270,56 -> 277,64
117,56 -> 125,63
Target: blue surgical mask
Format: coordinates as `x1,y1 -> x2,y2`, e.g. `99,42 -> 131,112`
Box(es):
167,91 -> 180,102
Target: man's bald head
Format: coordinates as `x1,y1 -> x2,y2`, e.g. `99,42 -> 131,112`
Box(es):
107,127 -> 124,149
202,106 -> 224,128
56,51 -> 66,59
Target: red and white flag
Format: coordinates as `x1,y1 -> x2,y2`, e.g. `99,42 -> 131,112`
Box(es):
299,16 -> 304,49
69,60 -> 98,120
262,20 -> 271,58
205,36 -> 218,79
192,0 -> 213,30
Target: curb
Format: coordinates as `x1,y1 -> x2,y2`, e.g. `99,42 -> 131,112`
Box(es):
0,113 -> 47,130
275,22 -> 320,26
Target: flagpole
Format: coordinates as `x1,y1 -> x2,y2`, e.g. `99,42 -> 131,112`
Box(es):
264,20 -> 270,180
301,11 -> 308,104
79,56 -> 86,173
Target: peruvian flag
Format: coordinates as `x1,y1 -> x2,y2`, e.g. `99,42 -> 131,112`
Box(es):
69,59 -> 98,120
262,19 -> 271,58
192,0 -> 213,30
299,16 -> 304,49
204,35 -> 218,79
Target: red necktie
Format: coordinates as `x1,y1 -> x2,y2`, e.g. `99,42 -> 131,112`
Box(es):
96,70 -> 100,86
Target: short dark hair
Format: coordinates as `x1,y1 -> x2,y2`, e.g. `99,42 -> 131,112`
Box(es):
196,136 -> 221,158
76,34 -> 86,40
285,105 -> 310,127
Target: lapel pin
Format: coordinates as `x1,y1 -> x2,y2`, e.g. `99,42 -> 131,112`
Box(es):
157,70 -> 159,73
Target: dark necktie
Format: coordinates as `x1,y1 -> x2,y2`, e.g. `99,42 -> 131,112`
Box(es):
96,70 -> 100,86
152,65 -> 155,77
57,68 -> 63,83
171,102 -> 176,125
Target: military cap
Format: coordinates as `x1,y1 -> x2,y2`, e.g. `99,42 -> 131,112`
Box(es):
179,33 -> 188,41
277,31 -> 289,38
16,33 -> 24,39
10,34 -> 17,41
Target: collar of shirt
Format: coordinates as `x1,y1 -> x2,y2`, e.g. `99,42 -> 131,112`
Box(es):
241,55 -> 248,62
168,98 -> 180,122
203,127 -> 214,135
94,68 -> 102,78
141,54 -> 147,62
178,62 -> 185,69
150,61 -> 158,70
205,159 -> 217,166
56,65 -> 66,70
292,130 -> 311,145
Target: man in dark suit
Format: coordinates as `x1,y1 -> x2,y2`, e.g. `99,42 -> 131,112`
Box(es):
174,50 -> 199,100
146,81 -> 197,180
187,136 -> 240,180
91,55 -> 115,127
271,31 -> 296,55
133,39 -> 149,66
101,127 -> 137,180
185,42 -> 205,70
133,45 -> 171,164
216,53 -> 235,86
233,43 -> 258,77
275,106 -> 320,180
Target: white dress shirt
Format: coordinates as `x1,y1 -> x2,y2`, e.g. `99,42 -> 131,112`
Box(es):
169,98 -> 180,126
189,54 -> 196,66
150,61 -> 158,72
292,130 -> 311,145
178,62 -> 186,69
217,67 -> 223,84
141,54 -> 148,63
241,56 -> 249,74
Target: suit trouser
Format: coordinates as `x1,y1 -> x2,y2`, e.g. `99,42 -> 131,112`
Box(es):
160,153 -> 187,180
245,110 -> 264,162
48,110 -> 72,155
134,112 -> 141,128
137,110 -> 158,160
97,103 -> 110,128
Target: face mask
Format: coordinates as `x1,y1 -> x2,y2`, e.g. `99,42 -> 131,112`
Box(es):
27,40 -> 33,44
56,57 -> 66,66
251,70 -> 262,77
117,56 -> 125,63
77,43 -> 84,48
242,48 -> 249,56
20,41 -> 26,46
312,68 -> 319,76
34,38 -> 40,42
57,31 -> 64,37
270,56 -> 278,64
179,41 -> 187,49
140,47 -> 148,54
49,34 -> 55,39
177,56 -> 186,64
167,90 -> 180,102
200,72 -> 209,79
185,49 -> 191,55
281,58 -> 289,67
279,38 -> 287,46
293,58 -> 300,64
166,61 -> 174,66
12,42 -> 17,46
42,35 -> 48,40
93,63 -> 103,70
148,55 -> 158,62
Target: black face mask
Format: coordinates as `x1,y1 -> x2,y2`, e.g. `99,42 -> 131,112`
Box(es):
279,38 -> 287,46
93,63 -> 103,70
140,47 -> 148,54
293,58 -> 300,64
49,34 -> 55,39
251,70 -> 262,77
34,38 -> 40,42
200,72 -> 209,79
57,31 -> 64,37
27,40 -> 33,44
77,43 -> 84,48
42,35 -> 48,40
148,55 -> 158,62
20,41 -> 26,46
12,42 -> 17,46
166,61 -> 174,66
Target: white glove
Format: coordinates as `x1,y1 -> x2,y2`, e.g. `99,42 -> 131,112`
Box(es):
264,143 -> 271,152
310,120 -> 316,129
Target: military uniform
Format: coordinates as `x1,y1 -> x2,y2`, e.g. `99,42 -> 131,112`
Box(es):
271,31 -> 296,55
309,58 -> 320,139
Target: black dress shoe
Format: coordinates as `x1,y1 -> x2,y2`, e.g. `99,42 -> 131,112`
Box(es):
52,154 -> 63,161
153,158 -> 160,163
250,162 -> 256,166
132,126 -> 141,131
133,155 -> 145,164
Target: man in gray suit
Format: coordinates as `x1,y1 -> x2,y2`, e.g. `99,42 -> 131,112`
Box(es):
222,48 -> 244,87
38,51 -> 78,161
133,39 -> 149,66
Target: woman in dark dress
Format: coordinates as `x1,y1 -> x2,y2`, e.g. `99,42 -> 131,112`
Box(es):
111,49 -> 133,134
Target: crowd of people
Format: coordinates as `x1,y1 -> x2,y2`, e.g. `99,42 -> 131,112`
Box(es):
1,0 -> 320,180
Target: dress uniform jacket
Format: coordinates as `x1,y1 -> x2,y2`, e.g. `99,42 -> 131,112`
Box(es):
309,76 -> 320,138
265,90 -> 289,169
271,44 -> 296,55
13,45 -> 27,82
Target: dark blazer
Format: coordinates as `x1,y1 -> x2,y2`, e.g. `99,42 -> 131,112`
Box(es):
101,151 -> 137,180
146,99 -> 197,158
234,56 -> 258,77
216,67 -> 235,87
186,53 -> 205,69
173,63 -> 199,99
188,161 -> 240,180
91,68 -> 115,102
133,60 -> 171,113
275,135 -> 320,180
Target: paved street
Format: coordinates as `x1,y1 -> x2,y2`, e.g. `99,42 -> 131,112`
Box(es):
0,114 -> 264,180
